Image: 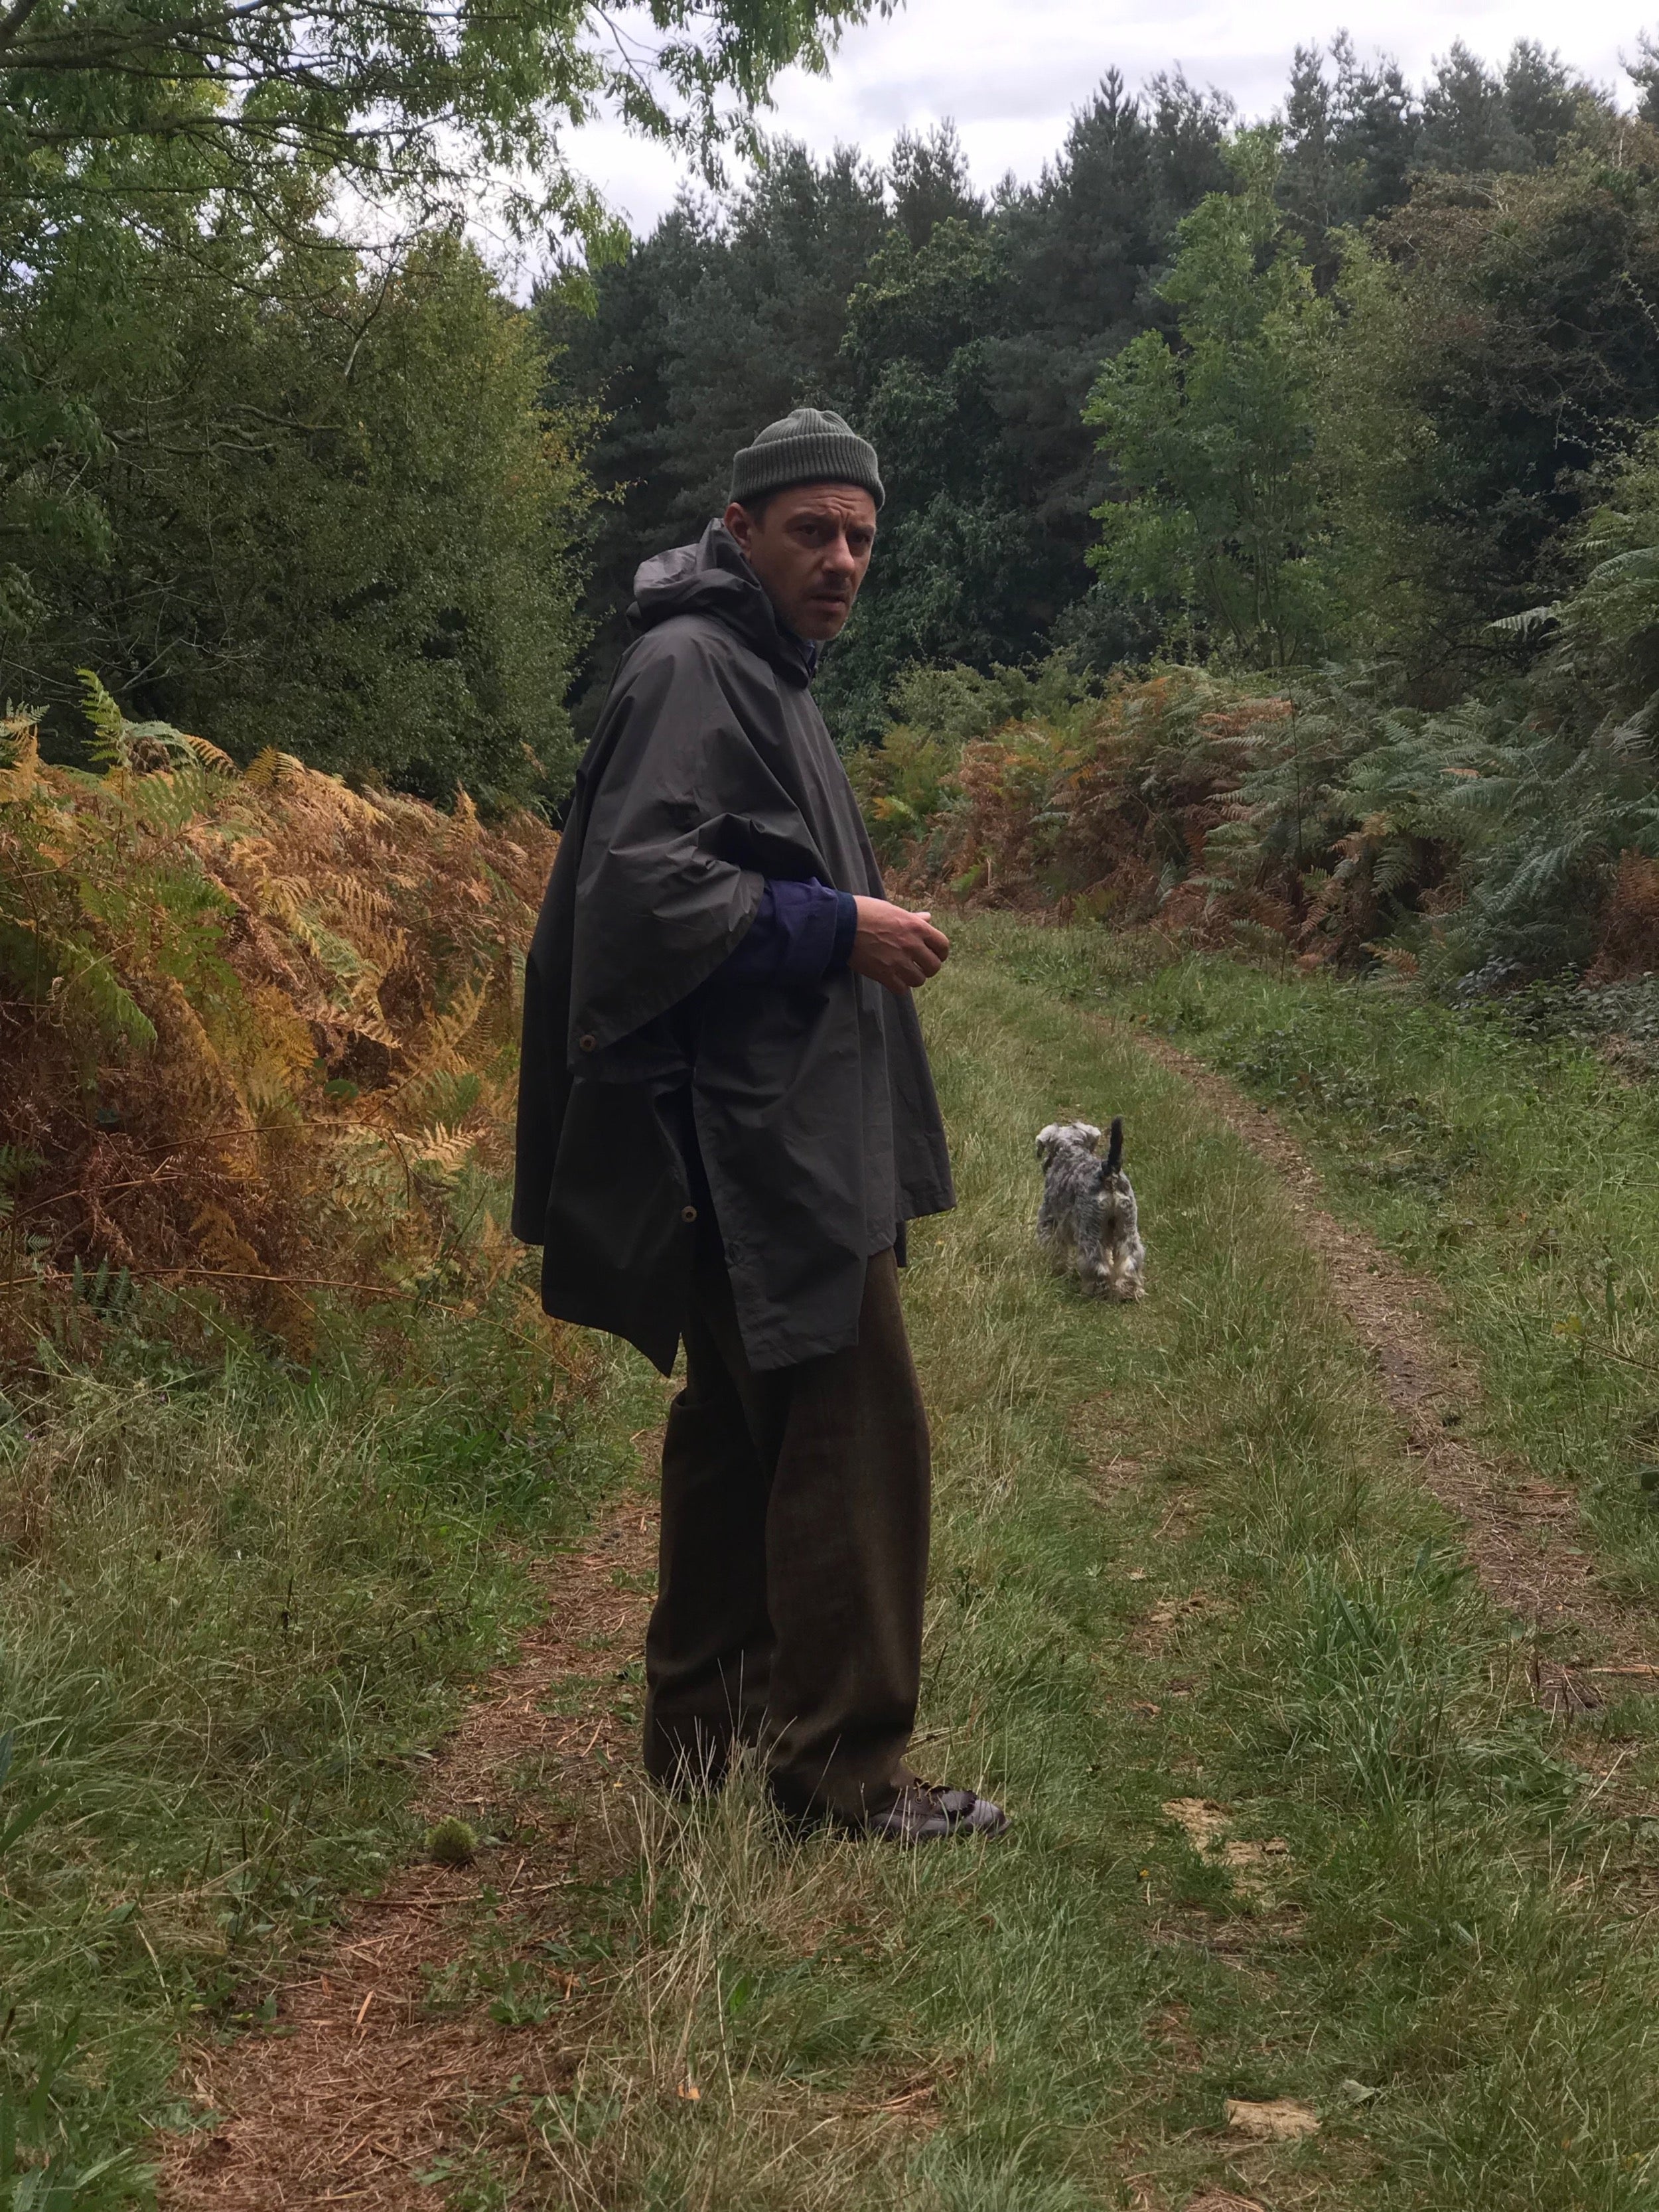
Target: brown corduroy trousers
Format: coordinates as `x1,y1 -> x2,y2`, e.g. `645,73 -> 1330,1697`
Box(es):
642,1243 -> 930,1822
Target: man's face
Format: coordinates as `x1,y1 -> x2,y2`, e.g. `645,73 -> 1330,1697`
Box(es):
723,482 -> 877,642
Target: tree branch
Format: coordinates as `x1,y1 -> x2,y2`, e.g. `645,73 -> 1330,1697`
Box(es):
0,0 -> 50,52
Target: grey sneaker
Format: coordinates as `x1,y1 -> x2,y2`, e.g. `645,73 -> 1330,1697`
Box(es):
865,1782 -> 1011,1844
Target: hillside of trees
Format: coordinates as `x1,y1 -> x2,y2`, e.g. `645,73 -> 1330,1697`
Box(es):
543,34 -> 1659,986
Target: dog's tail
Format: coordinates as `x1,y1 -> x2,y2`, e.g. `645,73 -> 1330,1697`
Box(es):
1104,1116 -> 1123,1176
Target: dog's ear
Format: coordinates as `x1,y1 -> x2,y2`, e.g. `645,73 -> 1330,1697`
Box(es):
1073,1122 -> 1102,1153
1035,1124 -> 1061,1163
1104,1117 -> 1123,1175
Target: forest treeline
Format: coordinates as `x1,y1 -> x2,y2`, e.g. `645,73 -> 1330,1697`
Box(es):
545,37 -> 1659,732
12,18 -> 1659,977
0,0 -> 871,802
543,34 -> 1659,983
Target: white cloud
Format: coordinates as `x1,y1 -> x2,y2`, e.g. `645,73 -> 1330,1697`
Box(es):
554,0 -> 1654,244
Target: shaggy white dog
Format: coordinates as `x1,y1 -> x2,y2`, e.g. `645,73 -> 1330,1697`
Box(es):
1034,1117 -> 1146,1300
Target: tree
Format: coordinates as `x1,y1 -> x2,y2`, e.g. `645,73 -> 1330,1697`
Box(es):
1633,34 -> 1659,129
888,119 -> 985,247
1277,37 -> 1603,277
1500,40 -> 1589,168
1277,33 -> 1418,263
1,0 -> 880,791
0,0 -> 884,230
987,69 -> 1231,669
1318,137 -> 1659,688
1416,38 -> 1589,178
0,0 -> 877,610
1086,133 -> 1335,669
825,210 -> 1023,737
17,230 -> 594,802
1417,40 -> 1534,175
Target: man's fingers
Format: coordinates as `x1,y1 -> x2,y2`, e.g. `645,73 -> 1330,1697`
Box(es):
848,895 -> 950,992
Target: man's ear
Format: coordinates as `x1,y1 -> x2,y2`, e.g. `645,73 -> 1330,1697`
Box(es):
723,500 -> 756,553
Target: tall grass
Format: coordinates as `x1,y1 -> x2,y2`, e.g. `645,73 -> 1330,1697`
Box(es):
0,1307 -> 646,2204
430,934 -> 1659,2211
1029,930 -> 1659,1605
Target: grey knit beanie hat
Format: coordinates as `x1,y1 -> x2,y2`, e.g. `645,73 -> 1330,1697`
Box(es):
729,406 -> 885,510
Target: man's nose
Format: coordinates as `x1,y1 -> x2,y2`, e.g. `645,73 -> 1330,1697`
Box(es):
822,531 -> 857,575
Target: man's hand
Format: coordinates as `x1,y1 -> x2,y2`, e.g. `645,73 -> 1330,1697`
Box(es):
849,897 -> 950,994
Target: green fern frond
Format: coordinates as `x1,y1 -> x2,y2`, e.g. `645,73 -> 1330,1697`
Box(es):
1489,604 -> 1560,642
78,670 -> 131,770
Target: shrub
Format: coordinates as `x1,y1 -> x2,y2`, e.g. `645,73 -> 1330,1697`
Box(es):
857,648 -> 1659,986
0,680 -> 565,1373
857,663 -> 1309,932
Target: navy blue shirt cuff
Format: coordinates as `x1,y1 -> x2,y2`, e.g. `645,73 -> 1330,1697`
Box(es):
828,891 -> 858,974
719,878 -> 845,986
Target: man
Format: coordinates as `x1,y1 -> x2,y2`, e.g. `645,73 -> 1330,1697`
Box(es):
513,407 -> 1007,1843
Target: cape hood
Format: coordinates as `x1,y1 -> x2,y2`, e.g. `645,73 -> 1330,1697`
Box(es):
630,522 -> 818,686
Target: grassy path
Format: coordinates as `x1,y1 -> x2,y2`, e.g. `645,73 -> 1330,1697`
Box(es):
1131,1025 -> 1649,1710
161,1495 -> 665,2207
158,937 -> 1659,2210
1052,932 -> 1659,1627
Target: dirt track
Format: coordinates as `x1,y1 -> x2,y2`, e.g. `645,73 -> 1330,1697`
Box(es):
1133,1029 -> 1651,1714
156,1027 -> 1652,2205
161,1499 -> 660,2210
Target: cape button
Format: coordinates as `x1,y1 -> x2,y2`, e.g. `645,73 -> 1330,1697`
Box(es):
577,1033 -> 597,1053
680,1204 -> 698,1224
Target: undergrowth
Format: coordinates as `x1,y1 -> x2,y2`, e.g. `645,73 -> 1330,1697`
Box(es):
0,679 -> 561,1368
851,632 -> 1659,988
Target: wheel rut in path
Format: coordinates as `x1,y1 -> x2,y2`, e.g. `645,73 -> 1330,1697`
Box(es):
160,1487 -> 660,2211
1130,1028 -> 1651,1716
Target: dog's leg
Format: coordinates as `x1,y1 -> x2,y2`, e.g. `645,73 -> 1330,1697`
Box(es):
1094,1193 -> 1140,1301
1075,1193 -> 1109,1289
1112,1238 -> 1146,1301
1037,1191 -> 1070,1269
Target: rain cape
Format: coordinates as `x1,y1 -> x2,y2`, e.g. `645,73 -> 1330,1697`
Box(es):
512,522 -> 954,1372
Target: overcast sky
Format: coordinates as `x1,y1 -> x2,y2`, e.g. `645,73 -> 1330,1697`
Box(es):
559,0 -> 1656,244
